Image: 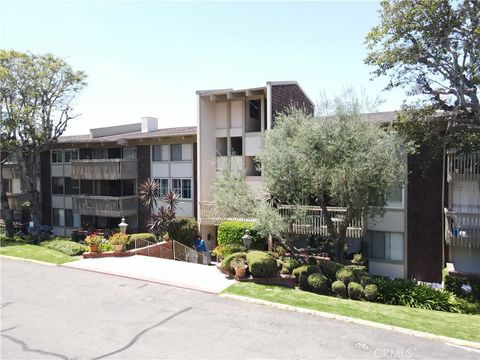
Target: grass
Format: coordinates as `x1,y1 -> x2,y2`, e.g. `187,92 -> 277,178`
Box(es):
0,238 -> 78,264
223,282 -> 480,343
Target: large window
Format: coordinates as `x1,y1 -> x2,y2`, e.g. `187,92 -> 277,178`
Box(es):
387,186 -> 403,207
246,99 -> 262,132
53,208 -> 65,226
172,178 -> 192,199
154,178 -> 169,197
65,209 -> 74,227
170,144 -> 192,161
152,144 -> 169,161
51,150 -> 63,163
368,231 -> 404,262
65,178 -> 80,195
64,149 -> 78,163
52,177 -> 65,195
231,137 -> 242,156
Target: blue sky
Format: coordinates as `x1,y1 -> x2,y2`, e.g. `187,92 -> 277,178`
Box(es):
1,1 -> 406,135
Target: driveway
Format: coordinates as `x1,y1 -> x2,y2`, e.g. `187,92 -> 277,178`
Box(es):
62,255 -> 233,293
1,258 -> 479,360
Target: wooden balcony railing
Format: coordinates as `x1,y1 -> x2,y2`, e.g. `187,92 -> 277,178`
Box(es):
447,152 -> 480,182
199,202 -> 365,238
71,159 -> 138,180
73,195 -> 138,217
445,208 -> 480,248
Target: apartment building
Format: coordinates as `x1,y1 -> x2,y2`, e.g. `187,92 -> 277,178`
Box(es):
46,118 -> 196,236
196,81 -> 314,250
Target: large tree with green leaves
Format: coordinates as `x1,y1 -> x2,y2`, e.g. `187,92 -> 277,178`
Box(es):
0,50 -> 87,226
365,0 -> 480,152
257,104 -> 408,261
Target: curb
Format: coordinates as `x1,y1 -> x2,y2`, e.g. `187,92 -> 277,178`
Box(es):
0,254 -> 58,266
220,293 -> 480,351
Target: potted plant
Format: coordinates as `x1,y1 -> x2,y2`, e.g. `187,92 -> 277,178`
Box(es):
230,257 -> 248,279
85,234 -> 103,252
109,232 -> 129,252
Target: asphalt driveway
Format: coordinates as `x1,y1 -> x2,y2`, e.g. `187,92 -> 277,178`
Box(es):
1,258 -> 479,360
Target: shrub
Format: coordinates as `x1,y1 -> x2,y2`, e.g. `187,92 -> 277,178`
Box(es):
352,253 -> 365,264
128,233 -> 156,244
282,258 -> 301,273
344,265 -> 368,280
168,216 -> 198,247
306,256 -> 317,265
24,225 -> 53,244
212,244 -> 245,259
307,273 -> 330,294
109,232 -> 128,245
276,259 -> 284,270
364,284 -> 379,301
246,251 -> 278,278
443,268 -> 480,302
280,267 -> 291,275
317,260 -> 344,280
374,278 -> 460,312
292,265 -> 321,278
298,273 -> 309,290
348,282 -> 364,300
332,280 -> 347,297
40,239 -> 88,256
217,221 -> 266,250
220,252 -> 247,275
360,275 -> 372,287
336,268 -> 355,285
99,243 -> 114,252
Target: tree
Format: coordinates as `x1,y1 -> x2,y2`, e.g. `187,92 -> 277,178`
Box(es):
0,50 -> 87,225
257,105 -> 408,261
365,0 -> 480,152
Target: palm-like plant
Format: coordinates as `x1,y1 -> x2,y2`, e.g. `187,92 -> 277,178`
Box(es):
147,206 -> 175,240
139,178 -> 159,211
162,191 -> 181,213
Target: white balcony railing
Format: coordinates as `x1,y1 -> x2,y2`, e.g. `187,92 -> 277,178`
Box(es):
447,152 -> 480,182
445,208 -> 480,248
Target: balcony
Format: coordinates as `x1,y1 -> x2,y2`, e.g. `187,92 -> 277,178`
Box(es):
71,159 -> 138,180
72,195 -> 138,217
444,208 -> 480,248
199,202 -> 365,238
447,152 -> 480,182
6,193 -> 28,211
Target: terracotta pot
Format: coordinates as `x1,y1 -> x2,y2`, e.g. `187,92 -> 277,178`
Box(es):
90,244 -> 99,253
114,244 -> 124,253
234,265 -> 247,279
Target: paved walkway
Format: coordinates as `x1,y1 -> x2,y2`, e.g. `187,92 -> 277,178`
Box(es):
62,255 -> 234,293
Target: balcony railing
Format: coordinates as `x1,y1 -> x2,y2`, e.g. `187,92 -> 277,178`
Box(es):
444,208 -> 480,248
447,152 -> 480,182
71,159 -> 138,180
72,195 -> 138,217
199,202 -> 365,238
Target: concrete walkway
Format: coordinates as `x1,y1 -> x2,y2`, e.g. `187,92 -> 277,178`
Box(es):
62,255 -> 234,293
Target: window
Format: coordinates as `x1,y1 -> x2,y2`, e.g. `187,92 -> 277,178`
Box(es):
65,209 -> 73,227
246,156 -> 261,176
154,178 -> 169,197
368,231 -> 404,262
172,178 -> 192,199
123,147 -> 137,160
52,177 -> 65,195
231,137 -> 242,156
152,145 -> 169,161
216,138 -> 227,156
53,208 -> 65,226
122,180 -> 136,196
171,144 -> 183,161
387,186 -> 403,207
51,150 -> 63,163
64,149 -> 78,163
246,99 -> 262,132
65,178 -> 80,195
2,179 -> 12,193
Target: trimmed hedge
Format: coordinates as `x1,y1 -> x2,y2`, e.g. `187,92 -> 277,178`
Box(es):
292,265 -> 321,278
217,221 -> 266,250
40,239 -> 88,256
364,284 -> 379,301
168,216 -> 198,247
307,273 -> 330,294
128,233 -> 156,243
336,268 -> 355,285
220,252 -> 247,275
213,244 -> 245,258
348,282 -> 364,300
443,268 -> 480,302
317,260 -> 344,280
246,251 -> 278,278
332,280 -> 347,297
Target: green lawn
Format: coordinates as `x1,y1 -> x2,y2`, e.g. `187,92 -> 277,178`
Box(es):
223,282 -> 480,343
0,239 -> 78,264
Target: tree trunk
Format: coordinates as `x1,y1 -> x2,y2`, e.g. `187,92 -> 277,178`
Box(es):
20,151 -> 41,226
0,158 -> 15,237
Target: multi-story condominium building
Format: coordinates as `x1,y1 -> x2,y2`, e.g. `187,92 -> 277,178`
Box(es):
46,117 -> 196,236
196,81 -> 315,250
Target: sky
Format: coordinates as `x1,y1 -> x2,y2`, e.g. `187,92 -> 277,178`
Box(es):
1,0 -> 407,135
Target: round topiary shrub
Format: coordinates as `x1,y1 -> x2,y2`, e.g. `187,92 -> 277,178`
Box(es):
348,282 -> 364,300
318,260 -> 344,280
283,258 -> 301,272
292,265 -> 321,278
364,284 -> 379,302
246,251 -> 278,278
276,259 -> 284,270
332,280 -> 347,297
360,275 -> 372,287
280,267 -> 291,275
307,273 -> 330,294
336,268 -> 355,285
344,265 -> 368,280
220,252 -> 247,275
